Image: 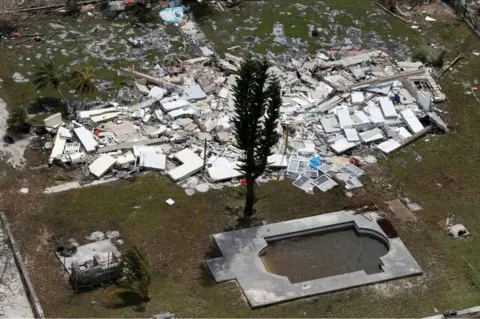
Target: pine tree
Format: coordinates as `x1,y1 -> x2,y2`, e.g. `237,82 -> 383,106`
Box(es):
232,55 -> 282,219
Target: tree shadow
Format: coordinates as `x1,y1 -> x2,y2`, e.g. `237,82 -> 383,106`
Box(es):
183,0 -> 215,23
224,215 -> 263,232
104,290 -> 146,312
28,97 -> 66,115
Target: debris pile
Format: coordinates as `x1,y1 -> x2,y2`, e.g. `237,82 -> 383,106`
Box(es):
42,49 -> 449,195
445,215 -> 470,239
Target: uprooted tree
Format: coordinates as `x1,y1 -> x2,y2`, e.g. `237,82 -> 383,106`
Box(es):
107,247 -> 152,303
232,55 -> 282,219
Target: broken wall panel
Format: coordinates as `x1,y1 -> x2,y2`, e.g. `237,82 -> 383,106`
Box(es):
73,126 -> 98,153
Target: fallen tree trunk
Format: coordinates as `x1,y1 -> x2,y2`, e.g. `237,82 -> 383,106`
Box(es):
374,1 -> 409,24
1,0 -> 106,14
436,53 -> 463,79
122,68 -> 183,88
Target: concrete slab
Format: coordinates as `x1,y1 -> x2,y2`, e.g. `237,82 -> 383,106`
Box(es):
267,154 -> 288,168
44,112 -> 62,129
206,210 -> 422,308
378,97 -> 398,119
207,160 -> 243,182
359,128 -> 384,143
167,148 -> 203,181
49,127 -> 68,163
73,126 -> 98,153
330,136 -> 357,154
401,109 -> 424,134
88,154 -> 116,178
139,152 -> 166,170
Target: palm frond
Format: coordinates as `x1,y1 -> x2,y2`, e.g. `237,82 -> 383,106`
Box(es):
69,67 -> 96,95
32,58 -> 67,91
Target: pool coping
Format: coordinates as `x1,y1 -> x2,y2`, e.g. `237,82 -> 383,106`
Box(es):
206,210 -> 422,308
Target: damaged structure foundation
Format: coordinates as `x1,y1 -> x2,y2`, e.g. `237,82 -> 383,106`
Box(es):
42,49 -> 449,195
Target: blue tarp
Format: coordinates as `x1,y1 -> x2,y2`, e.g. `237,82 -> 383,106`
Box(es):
309,157 -> 322,170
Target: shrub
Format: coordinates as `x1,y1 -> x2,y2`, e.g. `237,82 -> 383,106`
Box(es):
411,46 -> 429,63
7,106 -> 29,133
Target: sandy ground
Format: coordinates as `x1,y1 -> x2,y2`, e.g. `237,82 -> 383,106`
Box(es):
0,225 -> 34,318
0,99 -> 30,169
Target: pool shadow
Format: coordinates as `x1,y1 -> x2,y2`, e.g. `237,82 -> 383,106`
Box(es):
198,240 -> 222,287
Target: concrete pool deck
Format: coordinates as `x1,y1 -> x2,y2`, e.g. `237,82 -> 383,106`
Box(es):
206,210 -> 422,307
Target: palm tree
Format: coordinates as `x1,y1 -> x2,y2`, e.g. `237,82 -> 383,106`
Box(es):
107,247 -> 152,303
69,67 -> 96,95
32,58 -> 68,105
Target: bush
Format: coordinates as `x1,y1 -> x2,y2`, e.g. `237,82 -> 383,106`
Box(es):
411,46 -> 429,63
411,45 -> 446,67
7,106 -> 30,133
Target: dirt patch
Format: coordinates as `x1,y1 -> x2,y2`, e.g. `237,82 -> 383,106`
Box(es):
371,276 -> 427,298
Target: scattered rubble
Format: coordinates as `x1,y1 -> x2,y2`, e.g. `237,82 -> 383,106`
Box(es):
445,215 -> 470,239
40,49 -> 449,195
85,231 -> 105,241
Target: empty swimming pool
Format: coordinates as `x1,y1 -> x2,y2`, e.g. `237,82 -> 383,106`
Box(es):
260,226 -> 389,283
206,210 -> 422,307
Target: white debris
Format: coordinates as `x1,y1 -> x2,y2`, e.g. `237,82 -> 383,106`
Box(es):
167,149 -> 203,181
86,231 -> 105,241
19,188 -> 29,194
379,97 -> 398,119
73,126 -> 98,153
12,72 -> 28,83
37,50 -> 449,196
196,183 -> 210,193
106,231 -> 120,239
148,86 -> 167,100
139,152 -> 166,170
88,154 -> 117,178
44,113 -> 63,129
401,109 -> 424,133
185,188 -> 196,196
166,198 -> 175,206
207,158 -> 242,182
364,155 -> 378,164
447,224 -> 470,238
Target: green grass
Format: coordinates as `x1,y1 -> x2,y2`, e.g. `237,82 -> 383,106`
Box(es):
0,15 -> 191,111
3,172 -> 478,317
1,1 -> 480,317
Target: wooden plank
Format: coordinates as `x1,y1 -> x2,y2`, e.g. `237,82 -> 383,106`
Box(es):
385,199 -> 417,222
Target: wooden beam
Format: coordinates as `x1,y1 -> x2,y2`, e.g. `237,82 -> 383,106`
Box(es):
436,53 -> 464,79
1,0 -> 106,14
374,1 -> 409,24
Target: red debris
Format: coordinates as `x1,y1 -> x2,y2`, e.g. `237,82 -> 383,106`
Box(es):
349,157 -> 361,167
